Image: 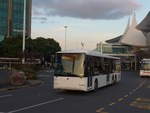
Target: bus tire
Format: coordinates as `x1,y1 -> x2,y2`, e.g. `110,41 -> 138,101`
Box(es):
112,75 -> 115,83
112,75 -> 116,84
113,75 -> 117,83
115,75 -> 117,82
94,79 -> 98,90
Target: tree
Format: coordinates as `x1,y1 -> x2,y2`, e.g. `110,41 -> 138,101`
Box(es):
0,37 -> 22,57
0,37 -> 61,59
30,37 -> 61,62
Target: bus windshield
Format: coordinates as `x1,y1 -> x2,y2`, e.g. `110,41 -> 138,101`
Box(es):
55,53 -> 85,77
141,61 -> 150,70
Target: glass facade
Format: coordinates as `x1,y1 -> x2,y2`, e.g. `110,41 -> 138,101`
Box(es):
97,44 -> 135,54
0,0 -> 31,41
0,0 -> 8,41
12,0 -> 24,37
96,43 -> 138,71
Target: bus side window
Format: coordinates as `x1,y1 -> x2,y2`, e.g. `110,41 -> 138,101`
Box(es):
93,57 -> 105,75
112,61 -> 116,72
103,58 -> 109,74
85,56 -> 93,76
84,56 -> 89,77
99,58 -> 105,74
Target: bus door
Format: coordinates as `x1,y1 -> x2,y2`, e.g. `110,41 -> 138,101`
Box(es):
86,57 -> 92,88
88,67 -> 93,87
106,74 -> 110,82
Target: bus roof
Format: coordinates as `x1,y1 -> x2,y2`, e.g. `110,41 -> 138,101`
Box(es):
57,49 -> 120,60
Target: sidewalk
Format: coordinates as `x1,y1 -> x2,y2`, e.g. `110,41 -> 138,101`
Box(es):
0,70 -> 43,92
0,80 -> 43,92
0,69 -> 53,92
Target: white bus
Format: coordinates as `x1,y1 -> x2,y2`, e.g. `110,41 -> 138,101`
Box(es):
140,59 -> 150,77
54,50 -> 121,91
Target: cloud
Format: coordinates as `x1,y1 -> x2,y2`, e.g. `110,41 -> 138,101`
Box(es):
32,17 -> 47,21
32,0 -> 141,20
32,16 -> 48,24
32,16 -> 60,24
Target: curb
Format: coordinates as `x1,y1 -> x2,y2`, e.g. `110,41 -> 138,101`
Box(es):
0,80 -> 43,92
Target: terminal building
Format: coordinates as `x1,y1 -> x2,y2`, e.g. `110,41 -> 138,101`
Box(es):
96,12 -> 150,71
0,0 -> 32,41
136,12 -> 150,58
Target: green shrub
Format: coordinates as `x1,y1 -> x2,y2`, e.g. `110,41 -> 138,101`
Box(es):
13,64 -> 40,80
9,72 -> 26,86
25,72 -> 37,80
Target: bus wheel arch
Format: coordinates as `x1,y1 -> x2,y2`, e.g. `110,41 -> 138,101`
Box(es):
115,75 -> 117,81
112,75 -> 116,83
112,75 -> 115,81
94,79 -> 98,90
114,75 -> 117,83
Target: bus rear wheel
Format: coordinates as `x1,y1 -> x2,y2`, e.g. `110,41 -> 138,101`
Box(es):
94,80 -> 98,90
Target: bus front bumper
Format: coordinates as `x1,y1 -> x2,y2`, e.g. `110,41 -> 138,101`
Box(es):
53,76 -> 88,91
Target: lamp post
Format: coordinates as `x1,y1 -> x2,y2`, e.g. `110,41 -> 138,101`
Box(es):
100,42 -> 103,54
64,26 -> 68,50
22,0 -> 26,64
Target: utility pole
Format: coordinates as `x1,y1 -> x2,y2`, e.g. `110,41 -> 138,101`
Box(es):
64,26 -> 68,50
22,0 -> 26,64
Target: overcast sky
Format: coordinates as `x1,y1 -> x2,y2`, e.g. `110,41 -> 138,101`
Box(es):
31,0 -> 150,50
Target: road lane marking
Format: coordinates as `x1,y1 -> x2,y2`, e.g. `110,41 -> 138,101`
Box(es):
0,94 -> 13,98
7,98 -> 64,113
136,98 -> 150,102
96,80 -> 147,113
118,98 -> 124,102
130,98 -> 150,110
96,107 -> 105,112
109,102 -> 116,106
124,95 -> 128,98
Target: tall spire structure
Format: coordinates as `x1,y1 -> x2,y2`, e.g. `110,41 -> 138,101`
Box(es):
131,11 -> 137,28
124,16 -> 130,35
119,16 -> 130,44
120,12 -> 147,47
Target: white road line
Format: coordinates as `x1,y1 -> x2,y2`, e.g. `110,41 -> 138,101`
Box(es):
7,98 -> 64,113
0,94 -> 13,98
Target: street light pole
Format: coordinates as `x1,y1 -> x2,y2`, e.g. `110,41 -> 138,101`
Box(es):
64,26 -> 68,50
100,42 -> 103,54
22,0 -> 26,64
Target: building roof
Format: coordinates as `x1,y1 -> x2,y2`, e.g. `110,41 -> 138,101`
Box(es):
106,17 -> 130,44
106,12 -> 149,47
120,27 -> 147,47
105,35 -> 122,43
120,12 -> 147,47
137,11 -> 150,33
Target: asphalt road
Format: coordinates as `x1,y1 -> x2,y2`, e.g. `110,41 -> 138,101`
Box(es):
0,71 -> 150,113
